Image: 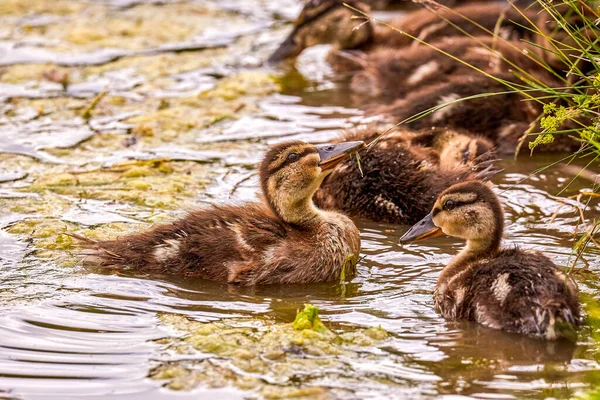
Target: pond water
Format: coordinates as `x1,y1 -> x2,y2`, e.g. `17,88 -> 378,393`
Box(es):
1,1 -> 600,399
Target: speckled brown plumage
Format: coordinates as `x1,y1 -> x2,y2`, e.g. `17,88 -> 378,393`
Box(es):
440,248 -> 580,340
372,3 -> 538,50
314,127 -> 498,224
347,36 -> 559,101
77,141 -> 362,286
370,73 -> 582,154
268,0 -> 538,68
401,181 -> 581,340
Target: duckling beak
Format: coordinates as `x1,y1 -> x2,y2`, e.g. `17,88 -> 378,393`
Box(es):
316,141 -> 365,172
399,212 -> 443,243
267,31 -> 301,64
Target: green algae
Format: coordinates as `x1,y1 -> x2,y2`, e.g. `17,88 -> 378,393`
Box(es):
292,304 -> 330,333
2,1 -> 247,53
0,62 -> 279,262
0,0 -> 83,15
25,160 -> 209,207
203,72 -> 280,101
151,307 -> 390,397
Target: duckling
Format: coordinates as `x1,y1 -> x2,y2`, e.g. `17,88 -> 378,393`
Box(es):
77,141 -> 364,286
400,180 -> 580,340
348,36 -> 558,101
412,127 -> 495,170
268,0 -> 537,68
375,73 -> 582,154
368,73 -> 537,154
314,126 -> 498,224
365,0 -> 514,10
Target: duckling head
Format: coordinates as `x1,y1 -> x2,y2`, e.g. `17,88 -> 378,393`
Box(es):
400,181 -> 504,255
268,0 -> 372,64
260,140 -> 364,224
438,133 -> 495,169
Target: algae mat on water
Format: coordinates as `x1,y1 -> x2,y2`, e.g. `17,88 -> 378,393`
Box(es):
152,305 -> 392,398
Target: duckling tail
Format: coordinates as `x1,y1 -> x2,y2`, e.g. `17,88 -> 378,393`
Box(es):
530,302 -> 580,342
67,233 -> 126,269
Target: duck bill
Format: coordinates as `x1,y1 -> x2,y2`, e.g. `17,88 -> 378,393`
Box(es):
399,212 -> 443,243
267,31 -> 302,64
316,141 -> 365,172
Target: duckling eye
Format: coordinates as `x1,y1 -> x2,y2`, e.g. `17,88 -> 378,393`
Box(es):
462,149 -> 471,162
443,200 -> 456,211
287,153 -> 299,162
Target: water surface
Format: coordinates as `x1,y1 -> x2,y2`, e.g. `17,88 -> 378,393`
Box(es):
1,1 -> 600,399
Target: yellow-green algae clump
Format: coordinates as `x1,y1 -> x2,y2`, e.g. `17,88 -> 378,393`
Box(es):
151,304 -> 389,398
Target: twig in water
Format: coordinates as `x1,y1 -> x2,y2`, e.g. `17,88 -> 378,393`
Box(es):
82,90 -> 108,120
230,172 -> 258,196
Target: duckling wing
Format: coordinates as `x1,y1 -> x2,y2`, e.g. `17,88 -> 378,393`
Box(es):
462,249 -> 580,340
78,203 -> 288,283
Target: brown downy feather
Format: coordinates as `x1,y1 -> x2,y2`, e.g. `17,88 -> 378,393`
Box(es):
370,73 -> 582,154
314,126 -> 499,224
367,3 -> 539,51
269,1 -> 539,69
347,36 -> 557,101
403,181 -> 581,340
75,141 -> 361,286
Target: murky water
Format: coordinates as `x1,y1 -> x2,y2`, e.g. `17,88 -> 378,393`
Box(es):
1,1 -> 600,399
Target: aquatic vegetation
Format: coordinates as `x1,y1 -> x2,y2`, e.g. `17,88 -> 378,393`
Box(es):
151,305 -> 389,396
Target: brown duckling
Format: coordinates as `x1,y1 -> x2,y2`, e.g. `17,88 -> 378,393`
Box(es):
77,140 -> 364,286
400,180 -> 580,340
268,0 -> 537,68
349,36 -> 559,101
366,0 -> 519,10
374,72 -> 583,154
413,127 -> 495,170
369,73 -> 556,154
314,126 -> 498,224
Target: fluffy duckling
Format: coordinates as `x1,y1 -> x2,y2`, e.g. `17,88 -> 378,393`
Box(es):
375,73 -> 582,154
365,0 -> 534,11
349,36 -> 558,101
314,127 -> 498,224
400,180 -> 580,340
268,0 -> 537,67
77,141 -> 364,286
412,128 -> 495,170
371,73 -> 537,154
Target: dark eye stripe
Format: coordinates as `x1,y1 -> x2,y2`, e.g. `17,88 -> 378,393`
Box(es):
439,198 -> 478,212
268,148 -> 317,175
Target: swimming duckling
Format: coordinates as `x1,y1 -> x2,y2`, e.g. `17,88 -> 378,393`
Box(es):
375,73 -> 581,154
77,141 -> 364,286
349,36 -> 557,101
268,1 -> 537,67
314,127 -> 498,224
412,127 -> 495,170
371,73 -> 537,154
400,180 -> 580,340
